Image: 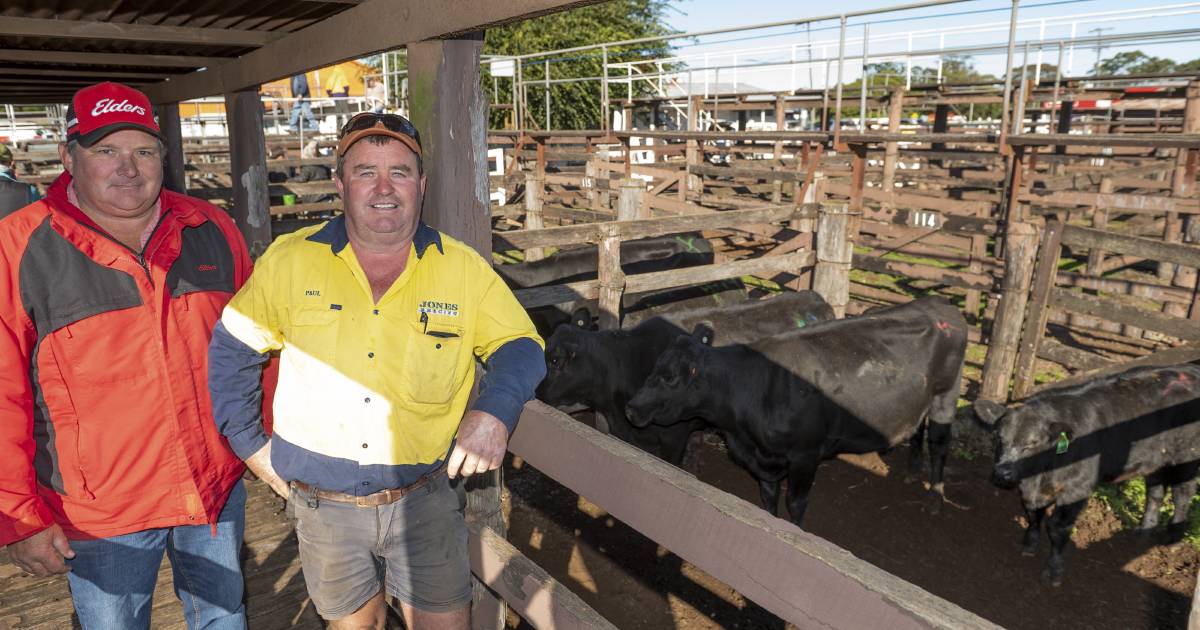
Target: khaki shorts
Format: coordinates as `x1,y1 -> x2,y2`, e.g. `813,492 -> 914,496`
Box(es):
287,472 -> 471,619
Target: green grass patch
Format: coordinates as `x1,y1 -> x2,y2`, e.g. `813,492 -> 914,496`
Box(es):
1094,478 -> 1200,549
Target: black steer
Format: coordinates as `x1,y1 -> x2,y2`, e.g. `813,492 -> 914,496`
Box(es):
538,291 -> 835,466
974,363 -> 1200,587
627,297 -> 967,525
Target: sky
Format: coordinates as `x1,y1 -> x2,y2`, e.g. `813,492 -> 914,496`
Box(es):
646,0 -> 1199,91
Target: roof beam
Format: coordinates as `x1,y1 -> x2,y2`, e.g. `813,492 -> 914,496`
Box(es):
0,49 -> 225,68
141,0 -> 603,104
0,67 -> 176,80
0,16 -> 282,48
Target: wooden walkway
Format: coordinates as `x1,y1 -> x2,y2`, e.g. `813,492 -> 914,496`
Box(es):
0,478 -> 325,629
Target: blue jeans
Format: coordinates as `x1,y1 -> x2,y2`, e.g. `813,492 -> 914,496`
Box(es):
288,100 -> 318,131
66,480 -> 247,630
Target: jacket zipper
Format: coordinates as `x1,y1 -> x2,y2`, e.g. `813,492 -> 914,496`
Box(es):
78,210 -> 170,286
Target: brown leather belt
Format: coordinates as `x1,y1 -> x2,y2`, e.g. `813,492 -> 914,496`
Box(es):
291,464 -> 445,508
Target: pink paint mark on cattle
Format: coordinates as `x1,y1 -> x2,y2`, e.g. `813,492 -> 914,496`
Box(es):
1162,372 -> 1194,396
935,320 -> 952,338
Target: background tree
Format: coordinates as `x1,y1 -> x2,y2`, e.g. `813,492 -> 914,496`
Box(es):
1098,50 -> 1198,76
482,0 -> 677,129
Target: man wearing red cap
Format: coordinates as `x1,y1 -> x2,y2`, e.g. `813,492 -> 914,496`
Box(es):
0,82 -> 252,628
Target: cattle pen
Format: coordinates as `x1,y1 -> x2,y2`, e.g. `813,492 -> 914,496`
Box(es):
2,0 -> 1200,628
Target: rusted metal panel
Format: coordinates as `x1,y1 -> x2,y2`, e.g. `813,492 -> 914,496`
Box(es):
507,401 -> 1003,630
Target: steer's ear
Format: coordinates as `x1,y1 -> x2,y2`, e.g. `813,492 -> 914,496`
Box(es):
571,307 -> 592,329
690,323 -> 714,346
1047,422 -> 1073,442
972,399 -> 1008,430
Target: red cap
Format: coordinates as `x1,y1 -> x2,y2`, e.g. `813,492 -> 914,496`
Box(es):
66,82 -> 161,147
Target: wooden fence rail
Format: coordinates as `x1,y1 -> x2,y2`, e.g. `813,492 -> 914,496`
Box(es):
507,401 -> 1003,630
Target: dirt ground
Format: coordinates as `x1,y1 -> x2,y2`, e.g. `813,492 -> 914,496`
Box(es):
502,419 -> 1199,630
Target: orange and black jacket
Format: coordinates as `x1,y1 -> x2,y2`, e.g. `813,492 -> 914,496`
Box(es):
0,172 -> 251,545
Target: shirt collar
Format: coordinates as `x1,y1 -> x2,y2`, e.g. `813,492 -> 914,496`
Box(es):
306,215 -> 444,258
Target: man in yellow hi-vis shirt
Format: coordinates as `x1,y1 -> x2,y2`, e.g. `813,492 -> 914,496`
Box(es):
208,112 -> 544,630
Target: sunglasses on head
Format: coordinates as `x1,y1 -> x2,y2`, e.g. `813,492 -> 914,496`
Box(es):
338,112 -> 420,142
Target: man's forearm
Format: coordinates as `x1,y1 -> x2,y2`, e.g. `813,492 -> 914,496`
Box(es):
245,442 -> 288,498
473,337 -> 546,432
207,321 -> 271,458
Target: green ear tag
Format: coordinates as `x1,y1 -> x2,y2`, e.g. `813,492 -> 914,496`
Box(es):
1055,432 -> 1070,455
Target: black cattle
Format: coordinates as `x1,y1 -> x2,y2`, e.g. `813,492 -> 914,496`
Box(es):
538,291 -> 836,466
627,297 -> 968,525
974,363 -> 1200,586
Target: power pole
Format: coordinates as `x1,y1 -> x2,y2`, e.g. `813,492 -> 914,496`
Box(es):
1090,27 -> 1113,76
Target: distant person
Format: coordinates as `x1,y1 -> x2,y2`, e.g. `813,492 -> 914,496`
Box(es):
326,65 -> 352,123
366,77 -> 387,114
289,73 -> 319,134
0,143 -> 38,218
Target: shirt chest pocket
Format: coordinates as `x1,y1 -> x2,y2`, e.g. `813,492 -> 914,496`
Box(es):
404,321 -> 465,405
287,307 -> 341,358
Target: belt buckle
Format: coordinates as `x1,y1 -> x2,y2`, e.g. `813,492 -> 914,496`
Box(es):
355,494 -> 371,508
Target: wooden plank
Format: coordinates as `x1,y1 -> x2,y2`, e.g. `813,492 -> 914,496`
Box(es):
690,163 -> 808,182
0,16 -> 280,47
824,182 -> 992,215
1011,222 -> 1065,400
850,255 -> 993,292
468,524 -> 617,630
1035,345 -> 1200,394
1022,190 -> 1200,214
1049,289 -> 1200,343
1008,133 -> 1200,149
624,250 -> 815,295
492,205 -> 810,251
507,401 -> 1002,630
0,49 -> 222,68
1036,338 -> 1113,372
1061,224 -> 1200,270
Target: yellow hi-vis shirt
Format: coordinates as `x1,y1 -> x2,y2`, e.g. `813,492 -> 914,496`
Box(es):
220,218 -> 542,473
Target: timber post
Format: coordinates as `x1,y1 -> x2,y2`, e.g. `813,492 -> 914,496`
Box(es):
408,32 -> 507,630
618,178 -> 646,222
158,102 -> 187,195
813,202 -> 855,318
597,223 -> 625,330
979,222 -> 1039,402
523,172 -> 545,262
1167,79 -> 1200,317
685,95 -> 703,199
1010,221 -> 1065,400
223,88 -> 272,258
881,87 -> 905,192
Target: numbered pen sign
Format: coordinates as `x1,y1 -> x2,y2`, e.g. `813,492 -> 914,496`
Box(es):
904,209 -> 943,229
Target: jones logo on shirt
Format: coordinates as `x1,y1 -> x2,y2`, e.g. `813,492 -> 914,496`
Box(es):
418,300 -> 459,317
92,98 -> 146,117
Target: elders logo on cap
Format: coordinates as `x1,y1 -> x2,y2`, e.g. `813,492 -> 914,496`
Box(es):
66,82 -> 162,148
